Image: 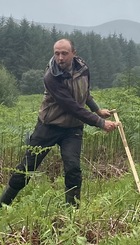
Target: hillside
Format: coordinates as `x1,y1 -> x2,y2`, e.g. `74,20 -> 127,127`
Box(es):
1,17 -> 140,43
40,19 -> 140,44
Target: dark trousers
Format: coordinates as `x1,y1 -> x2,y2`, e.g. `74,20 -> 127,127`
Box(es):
9,119 -> 83,192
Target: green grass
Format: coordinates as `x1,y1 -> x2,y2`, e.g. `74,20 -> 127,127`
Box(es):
0,88 -> 140,244
0,170 -> 140,244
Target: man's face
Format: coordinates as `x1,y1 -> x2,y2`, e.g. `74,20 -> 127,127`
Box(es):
54,40 -> 75,71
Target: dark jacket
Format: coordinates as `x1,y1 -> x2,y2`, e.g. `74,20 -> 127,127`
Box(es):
38,56 -> 105,128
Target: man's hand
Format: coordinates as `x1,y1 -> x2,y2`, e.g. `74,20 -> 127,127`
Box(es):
103,120 -> 119,132
97,109 -> 111,118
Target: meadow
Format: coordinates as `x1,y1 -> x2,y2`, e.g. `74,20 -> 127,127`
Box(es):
0,88 -> 140,245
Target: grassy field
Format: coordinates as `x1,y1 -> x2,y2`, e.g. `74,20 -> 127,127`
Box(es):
0,88 -> 140,244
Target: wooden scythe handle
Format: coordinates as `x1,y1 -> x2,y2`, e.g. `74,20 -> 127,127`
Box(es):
110,109 -> 140,193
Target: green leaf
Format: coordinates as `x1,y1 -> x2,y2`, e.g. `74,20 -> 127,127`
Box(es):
76,235 -> 87,245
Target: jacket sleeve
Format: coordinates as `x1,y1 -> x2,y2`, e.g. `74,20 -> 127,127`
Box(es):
44,72 -> 105,128
86,93 -> 100,112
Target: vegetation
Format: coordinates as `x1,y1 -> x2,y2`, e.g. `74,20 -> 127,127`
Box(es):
20,69 -> 44,95
0,88 -> 140,244
0,16 -> 140,91
0,66 -> 19,106
0,15 -> 140,244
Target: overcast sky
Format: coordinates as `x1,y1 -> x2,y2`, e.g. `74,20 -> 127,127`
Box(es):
0,0 -> 140,27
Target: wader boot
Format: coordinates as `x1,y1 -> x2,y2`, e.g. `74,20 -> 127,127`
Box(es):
65,187 -> 80,208
0,185 -> 19,207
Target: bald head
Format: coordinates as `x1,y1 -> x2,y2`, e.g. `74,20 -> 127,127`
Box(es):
53,39 -> 76,71
54,39 -> 75,52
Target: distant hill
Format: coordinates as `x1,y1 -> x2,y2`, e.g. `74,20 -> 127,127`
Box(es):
39,19 -> 140,44
1,17 -> 140,43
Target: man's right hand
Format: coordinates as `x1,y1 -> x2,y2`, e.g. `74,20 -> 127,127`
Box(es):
103,120 -> 119,132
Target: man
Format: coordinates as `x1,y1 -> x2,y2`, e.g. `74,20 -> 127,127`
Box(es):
0,39 -> 118,208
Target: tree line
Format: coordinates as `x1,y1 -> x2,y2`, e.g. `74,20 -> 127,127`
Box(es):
0,16 -> 140,99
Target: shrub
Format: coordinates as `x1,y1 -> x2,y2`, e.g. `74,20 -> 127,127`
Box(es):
20,69 -> 44,95
0,66 -> 19,106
